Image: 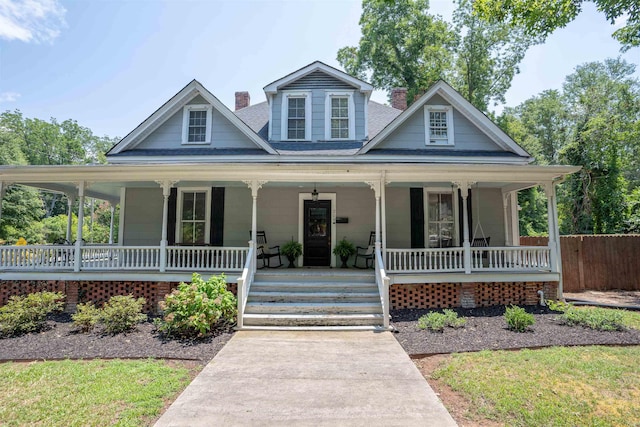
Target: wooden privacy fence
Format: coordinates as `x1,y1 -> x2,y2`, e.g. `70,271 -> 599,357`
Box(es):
520,235 -> 640,292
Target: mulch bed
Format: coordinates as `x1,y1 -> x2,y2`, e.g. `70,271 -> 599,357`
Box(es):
391,306 -> 640,356
0,313 -> 234,364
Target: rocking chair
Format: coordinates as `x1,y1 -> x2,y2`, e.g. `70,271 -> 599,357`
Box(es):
251,231 -> 283,268
353,231 -> 375,269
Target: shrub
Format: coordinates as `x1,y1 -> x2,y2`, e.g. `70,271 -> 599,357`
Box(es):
561,306 -> 625,331
100,295 -> 147,334
72,302 -> 101,333
155,273 -> 236,338
0,291 -> 65,337
504,305 -> 535,332
418,309 -> 466,332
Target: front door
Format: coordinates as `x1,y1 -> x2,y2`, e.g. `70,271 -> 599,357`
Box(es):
303,200 -> 331,266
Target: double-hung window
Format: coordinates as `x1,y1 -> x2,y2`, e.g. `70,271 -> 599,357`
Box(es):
281,91 -> 311,141
177,188 -> 210,244
425,189 -> 458,248
325,91 -> 355,140
182,105 -> 213,144
424,105 -> 454,146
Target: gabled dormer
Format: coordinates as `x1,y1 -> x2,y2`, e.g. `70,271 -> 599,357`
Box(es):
263,61 -> 373,144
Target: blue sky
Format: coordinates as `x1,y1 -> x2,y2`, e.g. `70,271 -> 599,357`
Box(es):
0,0 -> 638,139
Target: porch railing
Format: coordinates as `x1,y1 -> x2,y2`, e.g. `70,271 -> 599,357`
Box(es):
236,242 -> 256,329
374,246 -> 390,329
386,247 -> 465,273
81,246 -> 161,270
0,245 -> 75,270
166,246 -> 247,271
471,246 -> 551,272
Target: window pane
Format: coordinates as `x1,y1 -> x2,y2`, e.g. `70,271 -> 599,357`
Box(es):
182,192 -> 194,220
188,110 -> 207,142
440,193 -> 453,221
287,97 -> 305,139
194,192 -> 206,220
182,222 -> 194,244
193,223 -> 206,244
429,111 -> 448,140
428,193 -> 439,221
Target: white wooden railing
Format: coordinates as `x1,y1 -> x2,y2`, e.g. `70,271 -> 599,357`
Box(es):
374,246 -> 390,329
236,242 -> 256,329
471,246 -> 551,272
166,246 -> 247,271
81,246 -> 161,270
386,247 -> 465,273
0,245 -> 75,270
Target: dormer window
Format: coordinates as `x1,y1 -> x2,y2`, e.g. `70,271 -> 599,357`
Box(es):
281,91 -> 311,141
182,104 -> 212,144
325,91 -> 355,140
425,105 -> 454,146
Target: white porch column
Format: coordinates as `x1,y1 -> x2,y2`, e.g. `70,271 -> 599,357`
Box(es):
456,181 -> 472,274
108,204 -> 116,245
366,180 -> 382,244
510,192 -> 520,246
544,182 -> 559,274
552,183 -> 564,298
244,180 -> 266,272
157,180 -> 175,273
502,192 -> 510,246
0,181 -> 5,225
381,171 -> 388,258
65,194 -> 75,243
74,182 -> 85,272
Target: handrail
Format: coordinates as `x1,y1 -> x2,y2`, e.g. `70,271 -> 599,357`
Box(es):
374,246 -> 390,329
236,242 -> 256,329
471,246 -> 551,272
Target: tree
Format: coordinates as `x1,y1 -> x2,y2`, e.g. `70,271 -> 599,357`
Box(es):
474,0 -> 640,52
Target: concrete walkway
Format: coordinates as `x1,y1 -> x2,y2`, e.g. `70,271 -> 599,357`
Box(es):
155,331 -> 457,426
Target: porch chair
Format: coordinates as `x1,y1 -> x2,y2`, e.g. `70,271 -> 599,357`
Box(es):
251,231 -> 283,268
353,231 -> 375,269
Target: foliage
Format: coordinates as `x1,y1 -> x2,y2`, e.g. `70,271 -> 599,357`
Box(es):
71,302 -> 101,333
504,305 -> 535,332
474,0 -> 640,52
333,237 -> 356,257
0,291 -> 65,337
99,295 -> 147,334
432,346 -> 640,426
155,273 -> 236,338
0,186 -> 46,244
281,240 -> 303,258
418,309 -> 466,332
0,359 -> 192,427
338,0 -> 540,111
560,306 -> 625,331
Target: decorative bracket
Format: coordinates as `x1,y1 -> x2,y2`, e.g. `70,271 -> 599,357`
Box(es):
243,180 -> 268,197
155,179 -> 179,197
365,180 -> 381,197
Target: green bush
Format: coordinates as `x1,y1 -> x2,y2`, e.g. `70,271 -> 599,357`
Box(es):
561,306 -> 625,331
504,305 -> 535,332
0,291 -> 65,337
155,273 -> 236,338
100,295 -> 147,334
418,309 -> 466,332
71,302 -> 101,333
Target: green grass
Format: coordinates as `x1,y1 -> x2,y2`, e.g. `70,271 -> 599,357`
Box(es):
0,359 -> 194,426
432,346 -> 640,426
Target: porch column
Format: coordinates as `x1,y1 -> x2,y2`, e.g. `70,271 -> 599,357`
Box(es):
510,192 -> 520,245
157,180 -> 175,273
0,181 -> 5,225
544,182 -> 559,274
74,182 -> 85,272
381,171 -> 387,258
245,180 -> 266,272
366,181 -> 381,245
552,183 -> 564,298
108,203 -> 116,245
65,194 -> 75,243
456,181 -> 472,274
502,192 -> 510,246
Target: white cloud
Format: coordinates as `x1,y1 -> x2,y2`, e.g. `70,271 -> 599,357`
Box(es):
0,92 -> 21,102
0,0 -> 66,43
613,13 -> 629,29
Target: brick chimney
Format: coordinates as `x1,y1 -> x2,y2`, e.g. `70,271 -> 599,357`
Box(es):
235,91 -> 250,110
390,87 -> 407,111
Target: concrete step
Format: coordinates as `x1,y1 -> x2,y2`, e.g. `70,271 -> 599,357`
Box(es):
242,313 -> 385,327
248,291 -> 380,303
245,301 -> 383,314
240,325 -> 389,331
254,271 -> 374,284
251,281 -> 378,293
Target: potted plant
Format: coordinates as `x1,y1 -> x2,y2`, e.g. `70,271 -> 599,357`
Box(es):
333,237 -> 356,268
281,240 -> 303,268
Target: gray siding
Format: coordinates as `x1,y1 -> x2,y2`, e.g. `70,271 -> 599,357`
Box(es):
281,71 -> 353,90
123,188 -> 163,245
133,99 -> 260,151
224,186 -> 252,247
385,187 -> 412,248
374,94 -> 502,151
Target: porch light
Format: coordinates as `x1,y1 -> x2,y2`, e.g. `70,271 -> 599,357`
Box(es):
311,184 -> 319,201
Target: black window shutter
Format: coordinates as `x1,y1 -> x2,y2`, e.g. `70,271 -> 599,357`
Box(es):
410,188 -> 425,248
167,187 -> 177,245
210,187 -> 225,246
457,188 -> 472,245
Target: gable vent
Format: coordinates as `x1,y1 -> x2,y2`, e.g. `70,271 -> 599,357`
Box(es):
281,71 -> 354,90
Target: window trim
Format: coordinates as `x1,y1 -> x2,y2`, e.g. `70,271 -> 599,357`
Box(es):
424,105 -> 454,146
175,187 -> 211,245
182,104 -> 213,145
424,187 -> 459,248
281,90 -> 312,141
324,90 -> 355,140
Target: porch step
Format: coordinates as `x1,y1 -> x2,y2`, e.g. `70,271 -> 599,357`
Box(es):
242,270 -> 383,329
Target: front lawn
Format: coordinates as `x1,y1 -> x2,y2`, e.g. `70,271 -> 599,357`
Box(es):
422,346 -> 640,426
0,359 -> 196,426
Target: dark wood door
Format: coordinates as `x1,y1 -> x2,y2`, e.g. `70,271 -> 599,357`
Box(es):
303,200 -> 331,266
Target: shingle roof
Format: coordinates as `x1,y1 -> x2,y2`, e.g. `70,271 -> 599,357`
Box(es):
109,148 -> 269,157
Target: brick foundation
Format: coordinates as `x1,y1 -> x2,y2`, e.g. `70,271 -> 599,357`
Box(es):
390,281 -> 559,309
1,280 -> 238,314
